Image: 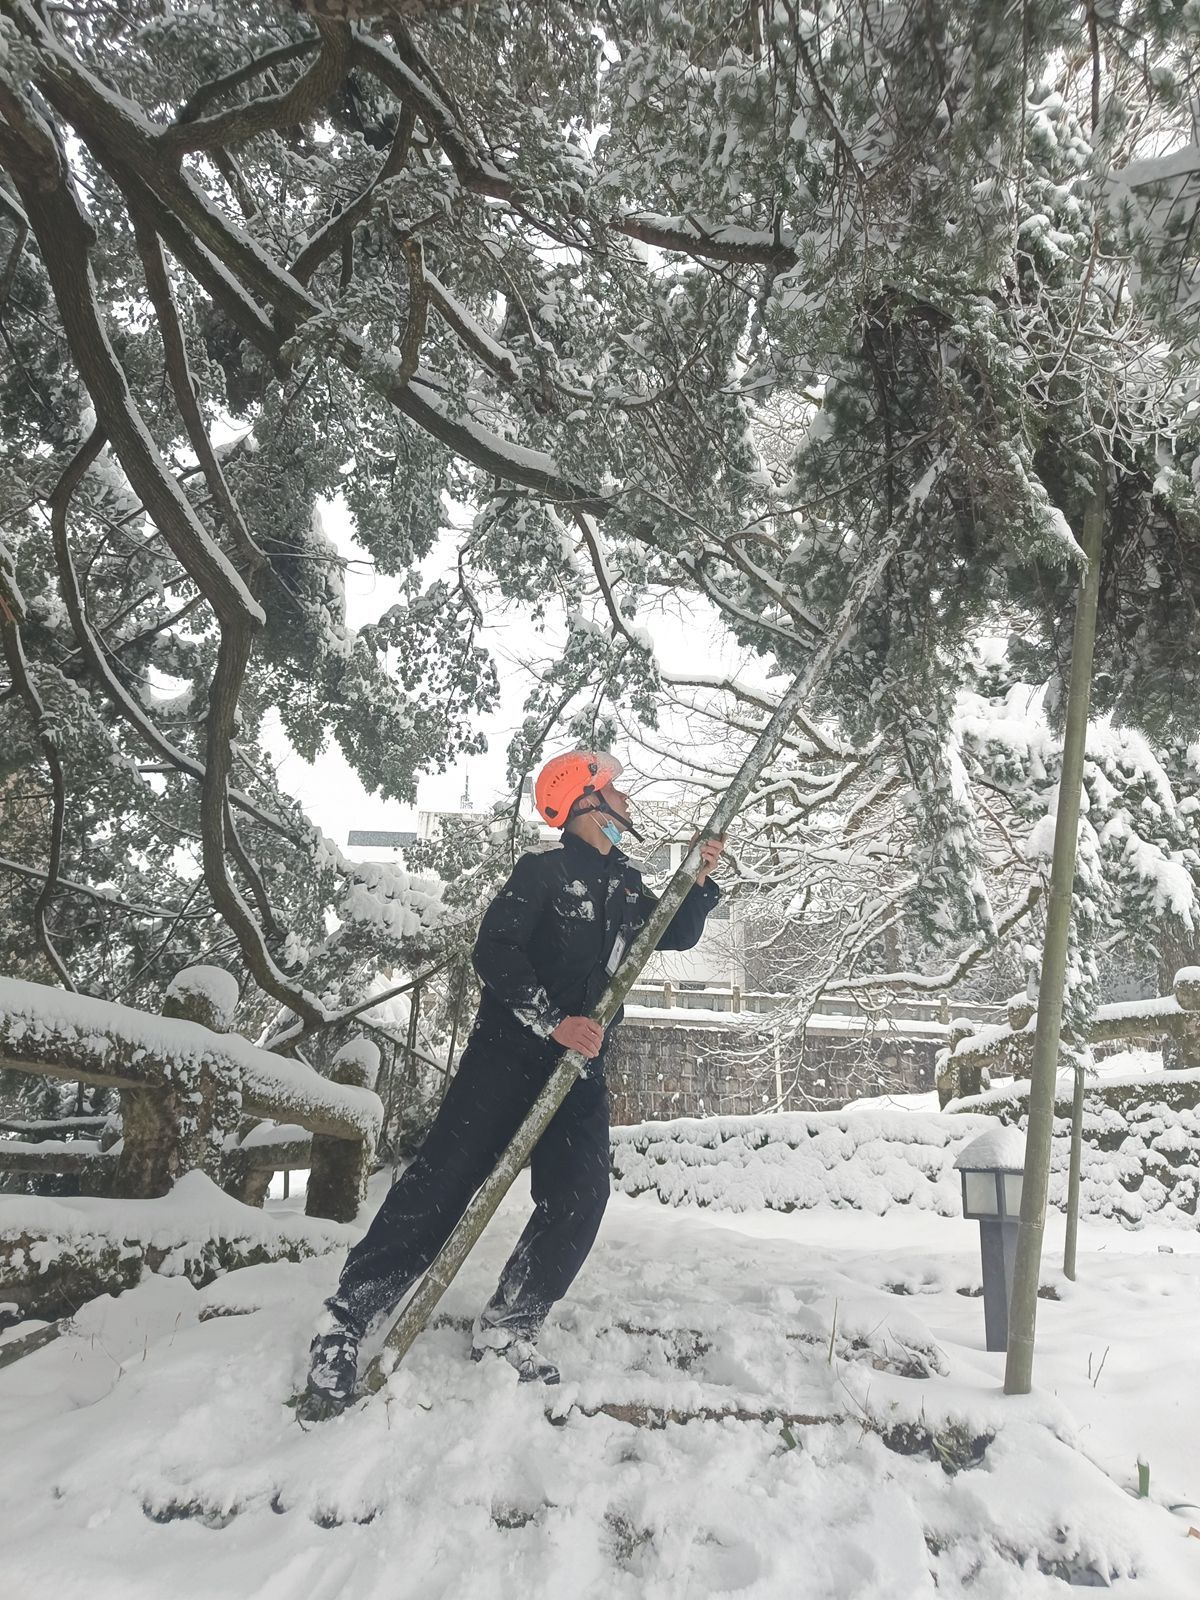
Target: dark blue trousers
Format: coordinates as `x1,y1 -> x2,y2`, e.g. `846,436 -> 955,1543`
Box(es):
330,1025 -> 611,1340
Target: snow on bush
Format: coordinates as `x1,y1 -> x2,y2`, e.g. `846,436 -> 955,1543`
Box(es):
164,965 -> 240,1027
611,1108 -> 999,1216
614,1078 -> 1200,1229
951,1057 -> 1200,1228
0,1172 -> 356,1321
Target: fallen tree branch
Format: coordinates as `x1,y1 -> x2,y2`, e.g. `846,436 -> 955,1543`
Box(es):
0,1317 -> 71,1371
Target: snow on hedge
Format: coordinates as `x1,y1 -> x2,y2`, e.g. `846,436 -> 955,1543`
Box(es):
613,1082 -> 1200,1229
949,1056 -> 1200,1228
0,1172 -> 356,1318
611,1107 -> 999,1216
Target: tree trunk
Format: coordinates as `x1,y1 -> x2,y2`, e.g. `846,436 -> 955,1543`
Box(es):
1158,916 -> 1199,1069
1005,469 -> 1105,1396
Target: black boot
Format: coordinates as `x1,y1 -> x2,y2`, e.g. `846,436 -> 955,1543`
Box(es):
471,1314 -> 560,1385
298,1306 -> 361,1421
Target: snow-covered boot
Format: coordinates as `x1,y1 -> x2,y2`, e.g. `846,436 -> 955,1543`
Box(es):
471,1316 -> 560,1385
299,1306 -> 361,1420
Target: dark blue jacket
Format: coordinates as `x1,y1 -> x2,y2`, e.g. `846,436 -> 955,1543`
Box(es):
472,832 -> 719,1056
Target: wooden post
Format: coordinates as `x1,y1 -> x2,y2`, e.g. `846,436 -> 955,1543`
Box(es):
1174,969 -> 1200,1071
306,1039 -> 379,1224
1005,468 -> 1105,1396
114,966 -> 238,1198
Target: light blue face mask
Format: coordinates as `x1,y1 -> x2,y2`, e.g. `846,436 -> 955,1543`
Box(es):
599,819 -> 624,846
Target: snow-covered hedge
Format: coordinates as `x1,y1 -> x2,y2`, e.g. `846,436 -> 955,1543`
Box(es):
610,1108 -> 998,1216
612,1086 -> 1200,1229
0,1173 -> 357,1322
950,1066 -> 1200,1227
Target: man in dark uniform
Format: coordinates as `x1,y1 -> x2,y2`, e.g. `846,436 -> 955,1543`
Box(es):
304,751 -> 723,1410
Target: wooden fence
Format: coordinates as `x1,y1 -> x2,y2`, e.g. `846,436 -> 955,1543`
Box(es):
0,969 -> 383,1224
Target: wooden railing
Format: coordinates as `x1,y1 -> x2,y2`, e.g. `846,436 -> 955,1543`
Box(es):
937,971 -> 1200,1105
0,970 -> 383,1223
626,983 -> 1005,1025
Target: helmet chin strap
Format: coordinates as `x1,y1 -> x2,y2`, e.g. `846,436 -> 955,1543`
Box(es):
575,795 -> 644,844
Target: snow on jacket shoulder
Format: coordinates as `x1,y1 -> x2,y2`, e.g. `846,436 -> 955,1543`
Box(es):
472,833 -> 720,1046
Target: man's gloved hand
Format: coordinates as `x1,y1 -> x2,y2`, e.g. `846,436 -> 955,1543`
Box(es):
551,1016 -> 605,1058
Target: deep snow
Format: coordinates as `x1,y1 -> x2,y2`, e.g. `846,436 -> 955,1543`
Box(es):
2,1150 -> 1198,1600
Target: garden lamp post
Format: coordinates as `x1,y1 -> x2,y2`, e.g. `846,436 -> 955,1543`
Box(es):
955,1127 -> 1026,1353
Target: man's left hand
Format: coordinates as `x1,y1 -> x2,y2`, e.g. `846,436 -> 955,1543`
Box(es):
690,833 -> 726,885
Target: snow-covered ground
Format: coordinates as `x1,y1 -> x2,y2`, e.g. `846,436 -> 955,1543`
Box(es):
2,1156 -> 1198,1599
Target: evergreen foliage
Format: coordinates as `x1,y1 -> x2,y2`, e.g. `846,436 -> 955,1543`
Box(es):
0,0 -> 1196,1059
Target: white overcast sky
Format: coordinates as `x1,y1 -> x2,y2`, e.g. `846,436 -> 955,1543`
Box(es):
260,497 -> 768,848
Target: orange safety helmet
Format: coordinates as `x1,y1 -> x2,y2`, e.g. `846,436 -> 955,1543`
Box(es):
534,750 -> 623,827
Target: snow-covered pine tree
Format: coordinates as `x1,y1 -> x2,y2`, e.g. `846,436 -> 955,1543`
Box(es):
1,0 -> 1197,1076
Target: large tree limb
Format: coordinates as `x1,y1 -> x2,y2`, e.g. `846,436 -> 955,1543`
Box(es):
174,38 -> 323,128
0,559 -> 75,989
5,124 -> 330,1028
612,212 -> 796,271
130,217 -> 267,582
128,216 -> 284,940
200,628 -> 326,1027
162,21 -> 351,156
3,149 -> 262,629
424,267 -> 519,384
15,7 -> 771,511
290,99 -> 416,285
15,20 -> 604,502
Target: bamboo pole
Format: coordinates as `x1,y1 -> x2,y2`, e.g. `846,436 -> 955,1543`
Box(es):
1004,468 -> 1105,1394
359,521 -> 908,1395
